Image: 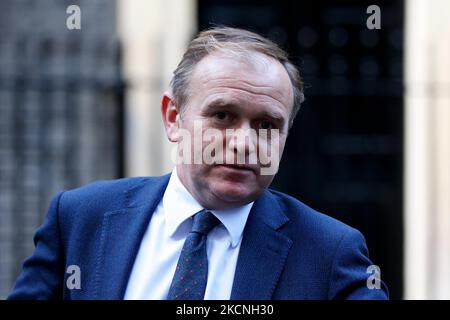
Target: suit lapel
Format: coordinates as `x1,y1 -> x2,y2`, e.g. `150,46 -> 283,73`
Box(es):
230,190 -> 293,300
94,174 -> 170,299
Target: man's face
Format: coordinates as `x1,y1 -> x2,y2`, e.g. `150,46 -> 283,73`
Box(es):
165,52 -> 294,209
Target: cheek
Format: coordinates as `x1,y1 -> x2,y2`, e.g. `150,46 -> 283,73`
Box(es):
257,136 -> 286,164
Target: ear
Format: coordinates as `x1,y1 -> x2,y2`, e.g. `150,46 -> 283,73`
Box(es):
161,92 -> 181,142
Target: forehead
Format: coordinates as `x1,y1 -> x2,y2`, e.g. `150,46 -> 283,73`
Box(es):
188,52 -> 294,111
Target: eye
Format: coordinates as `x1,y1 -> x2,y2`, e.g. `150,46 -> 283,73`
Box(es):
214,111 -> 228,121
259,120 -> 273,130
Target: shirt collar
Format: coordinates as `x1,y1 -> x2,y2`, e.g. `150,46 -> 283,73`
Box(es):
163,168 -> 254,248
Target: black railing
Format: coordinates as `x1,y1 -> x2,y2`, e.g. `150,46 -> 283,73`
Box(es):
0,35 -> 125,298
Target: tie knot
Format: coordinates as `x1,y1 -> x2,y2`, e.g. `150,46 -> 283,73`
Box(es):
191,210 -> 220,235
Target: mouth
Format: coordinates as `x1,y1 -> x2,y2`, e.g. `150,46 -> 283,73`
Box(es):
217,164 -> 257,174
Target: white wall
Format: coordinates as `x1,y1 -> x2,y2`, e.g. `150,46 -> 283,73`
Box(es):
405,0 -> 450,299
117,0 -> 197,176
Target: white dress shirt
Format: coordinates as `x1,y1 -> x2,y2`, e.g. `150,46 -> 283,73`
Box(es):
124,168 -> 253,300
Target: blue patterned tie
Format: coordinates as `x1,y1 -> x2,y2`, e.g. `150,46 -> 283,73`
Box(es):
167,210 -> 220,300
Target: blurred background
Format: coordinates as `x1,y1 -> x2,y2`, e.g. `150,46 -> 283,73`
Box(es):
0,0 -> 449,300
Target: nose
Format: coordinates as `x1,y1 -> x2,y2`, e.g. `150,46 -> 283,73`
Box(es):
226,122 -> 257,164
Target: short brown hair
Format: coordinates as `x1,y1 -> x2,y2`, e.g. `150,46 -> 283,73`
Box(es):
170,27 -> 305,126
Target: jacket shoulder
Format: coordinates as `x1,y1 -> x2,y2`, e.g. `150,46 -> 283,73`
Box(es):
267,189 -> 364,243
267,189 -> 388,299
60,177 -> 151,210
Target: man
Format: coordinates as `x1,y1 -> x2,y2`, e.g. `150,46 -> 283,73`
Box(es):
9,27 -> 388,300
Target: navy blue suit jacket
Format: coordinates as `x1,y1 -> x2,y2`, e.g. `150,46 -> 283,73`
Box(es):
8,174 -> 388,299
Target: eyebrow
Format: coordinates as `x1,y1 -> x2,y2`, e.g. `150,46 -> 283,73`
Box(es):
205,98 -> 287,126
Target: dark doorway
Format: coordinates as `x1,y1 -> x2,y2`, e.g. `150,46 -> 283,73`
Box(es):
198,0 -> 404,299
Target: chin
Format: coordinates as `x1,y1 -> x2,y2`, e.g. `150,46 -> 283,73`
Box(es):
210,182 -> 258,205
